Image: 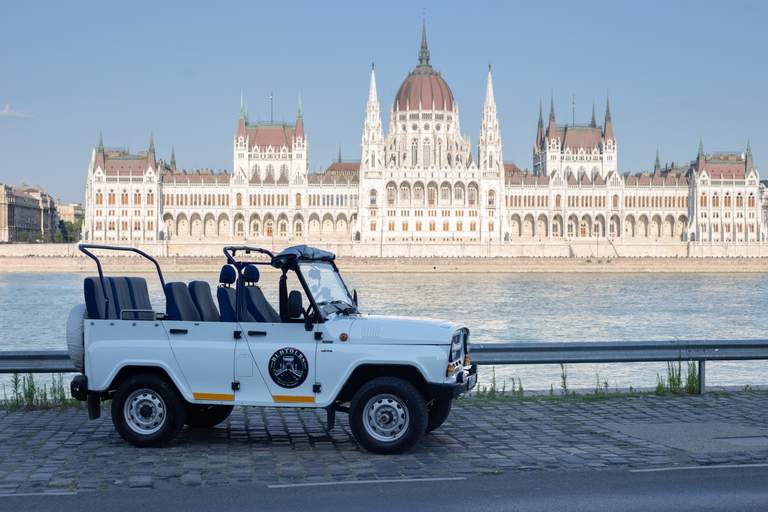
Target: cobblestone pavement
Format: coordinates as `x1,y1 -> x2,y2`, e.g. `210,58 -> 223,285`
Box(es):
1,392 -> 767,494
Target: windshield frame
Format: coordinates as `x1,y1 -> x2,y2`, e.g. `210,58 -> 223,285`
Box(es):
297,261 -> 358,319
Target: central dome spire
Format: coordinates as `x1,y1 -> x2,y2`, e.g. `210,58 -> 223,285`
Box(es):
418,21 -> 430,67
393,23 -> 453,112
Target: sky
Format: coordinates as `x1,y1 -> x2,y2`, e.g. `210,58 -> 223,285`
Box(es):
1,0 -> 765,205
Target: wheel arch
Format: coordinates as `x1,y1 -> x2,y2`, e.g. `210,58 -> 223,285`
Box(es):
106,365 -> 180,399
333,364 -> 430,404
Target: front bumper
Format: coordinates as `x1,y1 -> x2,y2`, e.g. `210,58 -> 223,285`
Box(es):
427,364 -> 478,400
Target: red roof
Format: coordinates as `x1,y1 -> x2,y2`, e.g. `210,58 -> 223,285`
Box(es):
394,66 -> 454,112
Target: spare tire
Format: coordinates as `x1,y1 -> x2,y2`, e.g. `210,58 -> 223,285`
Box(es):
66,304 -> 87,372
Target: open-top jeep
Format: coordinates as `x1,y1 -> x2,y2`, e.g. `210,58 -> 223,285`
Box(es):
67,244 -> 476,454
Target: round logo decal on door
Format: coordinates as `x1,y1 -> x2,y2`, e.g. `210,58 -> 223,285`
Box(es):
268,348 -> 309,388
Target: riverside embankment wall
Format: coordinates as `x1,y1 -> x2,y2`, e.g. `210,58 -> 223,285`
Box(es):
3,242 -> 768,273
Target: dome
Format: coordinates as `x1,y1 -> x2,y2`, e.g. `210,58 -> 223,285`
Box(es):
393,25 -> 454,112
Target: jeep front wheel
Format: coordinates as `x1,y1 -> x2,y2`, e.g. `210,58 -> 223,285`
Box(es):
349,377 -> 427,454
112,374 -> 186,447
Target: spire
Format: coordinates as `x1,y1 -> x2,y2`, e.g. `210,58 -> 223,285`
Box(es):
98,131 -> 104,152
536,101 -> 544,148
484,66 -> 495,105
368,65 -> 378,104
603,95 -> 614,140
547,94 -> 557,137
698,136 -> 705,160
338,144 -> 342,163
148,131 -> 155,154
418,20 -> 430,67
654,149 -> 660,172
297,92 -> 303,119
746,137 -> 753,160
590,101 -> 596,128
170,146 -> 176,170
239,90 -> 245,119
295,93 -> 304,138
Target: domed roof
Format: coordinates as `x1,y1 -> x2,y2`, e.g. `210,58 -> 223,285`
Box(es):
394,25 -> 454,112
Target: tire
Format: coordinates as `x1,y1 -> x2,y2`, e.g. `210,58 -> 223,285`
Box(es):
111,374 -> 186,447
185,404 -> 234,428
349,377 -> 427,455
425,398 -> 452,434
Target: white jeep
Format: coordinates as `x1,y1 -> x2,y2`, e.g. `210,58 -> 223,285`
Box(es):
67,244 -> 476,454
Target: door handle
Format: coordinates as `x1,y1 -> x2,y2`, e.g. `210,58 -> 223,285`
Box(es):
248,331 -> 267,337
169,329 -> 188,334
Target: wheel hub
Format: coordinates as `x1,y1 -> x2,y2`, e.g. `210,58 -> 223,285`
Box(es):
124,388 -> 166,435
363,394 -> 410,442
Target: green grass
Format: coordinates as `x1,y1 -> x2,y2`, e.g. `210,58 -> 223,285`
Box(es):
1,373 -> 81,410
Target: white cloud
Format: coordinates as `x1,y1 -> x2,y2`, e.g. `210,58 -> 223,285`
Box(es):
0,104 -> 32,118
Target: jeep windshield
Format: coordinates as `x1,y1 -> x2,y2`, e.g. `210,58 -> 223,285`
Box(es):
299,261 -> 357,317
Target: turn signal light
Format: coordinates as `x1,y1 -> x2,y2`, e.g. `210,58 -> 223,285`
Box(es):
339,333 -> 348,341
464,355 -> 471,365
446,365 -> 455,376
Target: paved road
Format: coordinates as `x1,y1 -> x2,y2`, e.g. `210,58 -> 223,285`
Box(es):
0,392 -> 766,494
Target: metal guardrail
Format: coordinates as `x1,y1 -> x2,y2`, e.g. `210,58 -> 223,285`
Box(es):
0,351 -> 76,374
471,339 -> 768,393
2,339 -> 768,393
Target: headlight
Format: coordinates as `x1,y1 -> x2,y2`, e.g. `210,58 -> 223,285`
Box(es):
450,331 -> 463,362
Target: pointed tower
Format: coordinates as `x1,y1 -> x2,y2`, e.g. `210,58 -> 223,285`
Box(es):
590,102 -> 596,128
147,131 -> 156,169
295,92 -> 304,139
547,94 -> 557,138
603,95 -> 614,141
478,65 -> 502,173
361,63 -> 384,173
654,149 -> 661,174
237,92 -> 246,139
170,146 -> 176,171
535,101 -> 544,150
600,95 -> 617,177
745,137 -> 754,173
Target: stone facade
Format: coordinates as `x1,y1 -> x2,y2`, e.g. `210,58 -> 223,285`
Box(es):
0,183 -> 55,242
81,25 -> 765,257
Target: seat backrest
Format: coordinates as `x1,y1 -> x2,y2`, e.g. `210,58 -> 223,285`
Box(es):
217,286 -> 255,323
107,277 -> 134,320
125,277 -> 154,320
84,277 -> 118,319
243,265 -> 280,323
189,281 -> 220,321
165,282 -> 201,321
216,265 -> 255,323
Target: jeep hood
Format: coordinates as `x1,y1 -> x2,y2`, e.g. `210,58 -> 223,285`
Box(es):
345,314 -> 462,345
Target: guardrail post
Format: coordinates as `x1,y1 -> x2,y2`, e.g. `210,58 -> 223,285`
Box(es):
698,360 -> 706,394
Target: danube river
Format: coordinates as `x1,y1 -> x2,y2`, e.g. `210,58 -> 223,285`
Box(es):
1,271 -> 767,393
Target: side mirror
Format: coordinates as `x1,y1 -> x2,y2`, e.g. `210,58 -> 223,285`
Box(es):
352,289 -> 358,307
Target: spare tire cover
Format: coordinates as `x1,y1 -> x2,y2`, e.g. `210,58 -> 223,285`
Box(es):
66,304 -> 87,372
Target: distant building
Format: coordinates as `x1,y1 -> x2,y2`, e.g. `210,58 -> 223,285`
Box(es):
0,183 -> 55,242
57,201 -> 84,224
81,23 -> 765,256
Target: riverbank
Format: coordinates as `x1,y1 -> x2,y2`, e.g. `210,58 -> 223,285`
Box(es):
2,254 -> 768,273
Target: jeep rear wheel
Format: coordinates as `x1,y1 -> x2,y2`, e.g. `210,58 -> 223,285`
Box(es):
349,377 -> 427,454
185,404 -> 234,428
112,374 -> 186,447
